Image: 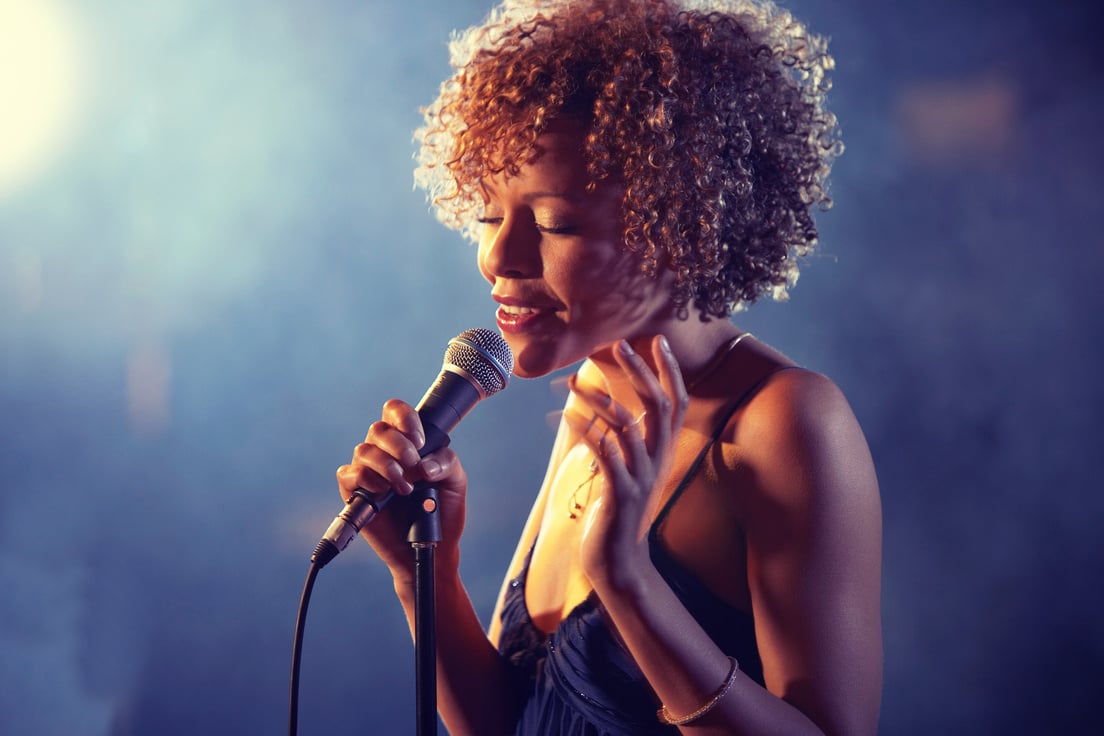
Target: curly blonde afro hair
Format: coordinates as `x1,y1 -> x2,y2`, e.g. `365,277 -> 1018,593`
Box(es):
415,0 -> 842,318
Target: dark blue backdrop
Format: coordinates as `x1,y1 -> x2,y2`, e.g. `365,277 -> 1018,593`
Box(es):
1,0 -> 1100,733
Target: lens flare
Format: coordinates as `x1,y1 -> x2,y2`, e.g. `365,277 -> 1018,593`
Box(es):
0,0 -> 87,199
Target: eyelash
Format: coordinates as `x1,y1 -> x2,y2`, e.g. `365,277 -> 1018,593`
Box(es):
476,216 -> 578,235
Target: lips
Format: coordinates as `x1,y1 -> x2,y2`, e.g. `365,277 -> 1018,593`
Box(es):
499,304 -> 544,317
493,295 -> 559,334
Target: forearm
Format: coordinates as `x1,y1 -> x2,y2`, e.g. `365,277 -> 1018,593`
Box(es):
596,564 -> 823,736
393,569 -> 521,736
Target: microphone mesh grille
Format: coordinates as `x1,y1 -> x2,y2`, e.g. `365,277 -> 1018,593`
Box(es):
445,328 -> 513,396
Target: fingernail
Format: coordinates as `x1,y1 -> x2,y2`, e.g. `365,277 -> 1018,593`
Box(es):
618,340 -> 634,356
421,458 -> 441,478
659,335 -> 672,353
414,431 -> 425,449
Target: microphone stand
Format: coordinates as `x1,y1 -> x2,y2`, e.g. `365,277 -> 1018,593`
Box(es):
407,482 -> 442,736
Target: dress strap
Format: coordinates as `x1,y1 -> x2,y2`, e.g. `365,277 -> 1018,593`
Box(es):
649,365 -> 804,536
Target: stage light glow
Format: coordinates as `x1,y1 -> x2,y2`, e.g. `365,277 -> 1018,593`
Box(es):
897,76 -> 1017,167
127,340 -> 172,435
0,0 -> 87,199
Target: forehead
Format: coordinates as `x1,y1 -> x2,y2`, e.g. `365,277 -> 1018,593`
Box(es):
481,119 -> 590,202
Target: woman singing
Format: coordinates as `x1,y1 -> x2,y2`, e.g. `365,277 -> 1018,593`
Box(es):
338,1 -> 882,733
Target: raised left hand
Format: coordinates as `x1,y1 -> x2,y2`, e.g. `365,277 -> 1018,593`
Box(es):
563,335 -> 689,593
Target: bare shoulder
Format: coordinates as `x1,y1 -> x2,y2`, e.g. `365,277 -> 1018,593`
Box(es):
733,367 -> 879,509
741,367 -> 857,437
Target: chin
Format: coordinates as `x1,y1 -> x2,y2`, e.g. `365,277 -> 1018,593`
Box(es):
509,343 -> 576,381
511,359 -> 553,380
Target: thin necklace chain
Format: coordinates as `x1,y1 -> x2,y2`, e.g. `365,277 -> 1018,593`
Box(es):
568,454 -> 601,519
567,332 -> 752,519
687,332 -> 752,393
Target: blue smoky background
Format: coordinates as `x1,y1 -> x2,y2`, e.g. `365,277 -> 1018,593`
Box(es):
0,0 -> 1100,733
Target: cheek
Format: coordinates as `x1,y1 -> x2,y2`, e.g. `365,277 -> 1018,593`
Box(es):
574,250 -> 672,324
554,235 -> 621,280
567,245 -> 639,294
476,239 -> 494,285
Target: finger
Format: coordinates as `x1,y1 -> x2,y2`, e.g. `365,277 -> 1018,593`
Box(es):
568,373 -> 652,477
602,411 -> 652,482
614,408 -> 651,479
379,398 -> 426,451
336,462 -> 392,500
411,447 -> 465,493
567,373 -> 615,420
353,441 -> 416,495
613,339 -> 674,456
567,372 -> 645,431
336,464 -> 358,500
365,418 -> 423,468
652,335 -> 689,426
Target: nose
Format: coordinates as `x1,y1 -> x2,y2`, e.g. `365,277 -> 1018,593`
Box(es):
478,213 -> 542,282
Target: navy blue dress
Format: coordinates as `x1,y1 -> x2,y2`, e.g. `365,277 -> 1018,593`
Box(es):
496,374 -> 785,735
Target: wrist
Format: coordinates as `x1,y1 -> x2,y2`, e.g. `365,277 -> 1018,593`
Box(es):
391,553 -> 463,602
590,547 -> 662,604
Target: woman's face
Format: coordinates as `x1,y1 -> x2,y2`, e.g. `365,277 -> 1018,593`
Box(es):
477,118 -> 676,378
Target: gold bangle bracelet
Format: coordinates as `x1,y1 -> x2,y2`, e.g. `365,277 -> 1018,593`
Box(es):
656,656 -> 740,726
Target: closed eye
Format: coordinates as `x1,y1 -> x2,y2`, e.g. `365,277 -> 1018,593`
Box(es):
476,216 -> 578,235
536,223 -> 579,235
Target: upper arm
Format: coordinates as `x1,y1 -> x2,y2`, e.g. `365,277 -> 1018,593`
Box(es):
739,369 -> 883,735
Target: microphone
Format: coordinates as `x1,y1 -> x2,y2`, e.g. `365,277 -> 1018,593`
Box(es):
311,328 -> 513,568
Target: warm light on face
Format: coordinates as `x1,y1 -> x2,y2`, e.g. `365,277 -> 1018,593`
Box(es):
0,0 -> 86,199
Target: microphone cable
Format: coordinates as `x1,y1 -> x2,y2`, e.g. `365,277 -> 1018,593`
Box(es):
288,559 -> 321,736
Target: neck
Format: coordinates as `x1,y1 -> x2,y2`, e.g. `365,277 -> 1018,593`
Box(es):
583,318 -> 743,414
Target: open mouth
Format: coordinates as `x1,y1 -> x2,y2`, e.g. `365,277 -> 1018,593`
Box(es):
495,304 -> 554,332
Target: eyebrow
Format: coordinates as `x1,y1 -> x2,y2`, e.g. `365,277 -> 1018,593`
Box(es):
480,181 -> 584,204
523,191 -> 583,204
